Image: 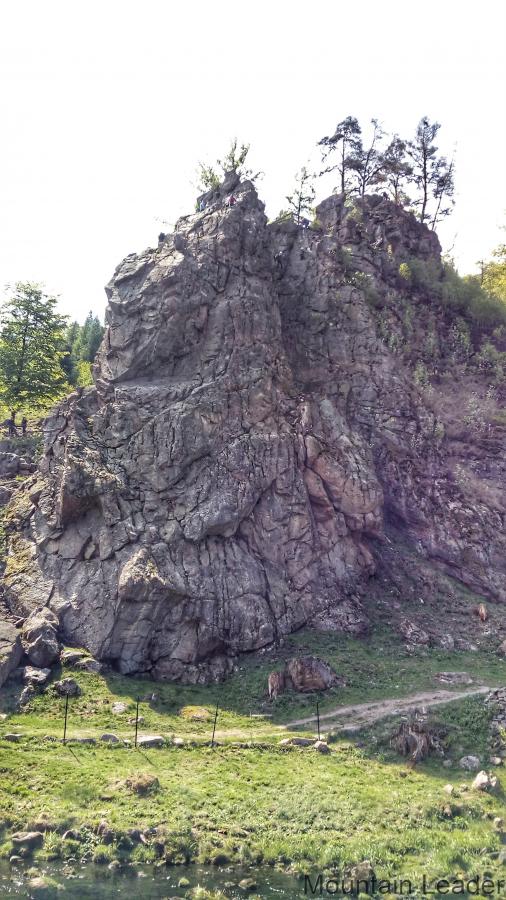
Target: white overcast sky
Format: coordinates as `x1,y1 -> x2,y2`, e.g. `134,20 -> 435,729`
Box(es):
0,0 -> 505,322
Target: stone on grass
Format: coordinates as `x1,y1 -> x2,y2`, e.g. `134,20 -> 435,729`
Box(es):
459,755 -> 481,771
472,771 -> 498,792
60,648 -> 87,666
111,701 -> 128,714
4,733 -> 22,742
75,657 -> 103,674
238,877 -> 257,892
313,740 -> 331,754
53,678 -> 81,697
285,656 -> 338,693
100,733 -> 119,743
279,737 -> 313,747
434,672 -> 473,686
137,734 -> 165,748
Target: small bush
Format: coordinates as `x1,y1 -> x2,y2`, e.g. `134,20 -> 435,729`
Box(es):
92,843 -> 115,864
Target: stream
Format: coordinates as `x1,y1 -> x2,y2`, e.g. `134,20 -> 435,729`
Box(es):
0,860 -> 302,898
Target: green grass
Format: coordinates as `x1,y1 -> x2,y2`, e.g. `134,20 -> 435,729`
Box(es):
1,627 -> 504,740
1,628 -> 505,880
0,728 -> 504,882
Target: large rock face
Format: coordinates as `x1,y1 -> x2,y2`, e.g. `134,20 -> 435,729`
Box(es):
4,178 -> 506,681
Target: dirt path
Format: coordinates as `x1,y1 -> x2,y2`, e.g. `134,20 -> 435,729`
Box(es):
284,685 -> 492,732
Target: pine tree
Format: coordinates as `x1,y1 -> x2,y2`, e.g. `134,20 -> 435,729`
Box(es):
0,283 -> 69,421
318,116 -> 362,196
285,167 -> 316,224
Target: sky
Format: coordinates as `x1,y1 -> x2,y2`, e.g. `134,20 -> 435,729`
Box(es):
0,0 -> 505,323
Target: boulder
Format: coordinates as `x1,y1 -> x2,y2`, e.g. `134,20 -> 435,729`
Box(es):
137,734 -> 165,748
100,733 -> 120,743
111,702 -> 128,714
53,678 -> 81,697
459,755 -> 481,771
0,451 -> 23,478
18,684 -> 36,707
398,619 -> 430,646
285,656 -> 338,693
434,672 -> 473,686
60,648 -> 88,666
279,737 -> 314,747
3,733 -> 22,742
498,640 -> 506,657
0,620 -> 22,687
75,656 -> 103,674
21,608 -> 59,668
313,740 -> 331,754
23,666 -> 51,686
27,875 -> 62,899
472,770 -> 498,792
11,830 -> 43,849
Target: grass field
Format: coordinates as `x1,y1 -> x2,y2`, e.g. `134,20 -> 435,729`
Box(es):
1,628 -> 505,882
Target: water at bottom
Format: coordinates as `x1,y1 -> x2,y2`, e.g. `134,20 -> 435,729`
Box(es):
0,861 -> 302,898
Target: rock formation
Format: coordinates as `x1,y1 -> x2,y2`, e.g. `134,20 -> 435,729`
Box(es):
3,174 -> 506,682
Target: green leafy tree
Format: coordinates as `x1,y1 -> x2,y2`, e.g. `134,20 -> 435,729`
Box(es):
482,236 -> 506,303
284,166 -> 316,224
196,138 -> 261,192
318,116 -> 362,196
0,282 -> 69,422
407,117 -> 455,227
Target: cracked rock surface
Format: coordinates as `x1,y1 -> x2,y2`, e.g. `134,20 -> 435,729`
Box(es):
4,178 -> 506,681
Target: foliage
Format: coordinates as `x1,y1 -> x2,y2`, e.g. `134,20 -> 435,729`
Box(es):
318,115 -> 362,195
62,311 -> 104,387
347,118 -> 386,197
284,166 -> 315,224
0,282 -> 69,419
381,135 -> 412,204
481,237 -> 506,303
196,138 -> 261,193
317,115 -> 454,229
407,117 -> 455,227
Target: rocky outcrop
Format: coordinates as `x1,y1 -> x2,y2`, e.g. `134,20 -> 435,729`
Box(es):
3,177 -> 506,682
21,608 -> 59,668
0,620 -> 22,687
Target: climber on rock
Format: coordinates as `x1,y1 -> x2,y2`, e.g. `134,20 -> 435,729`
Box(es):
227,195 -> 237,207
